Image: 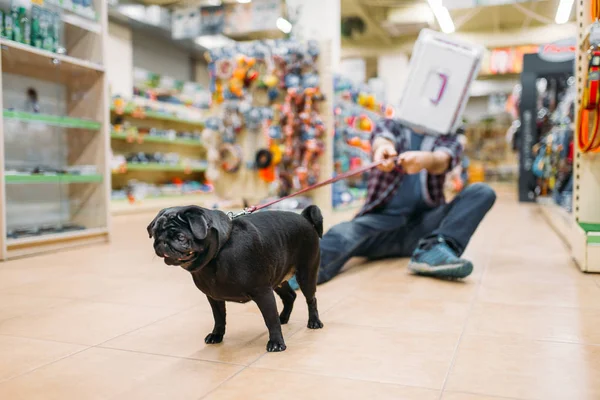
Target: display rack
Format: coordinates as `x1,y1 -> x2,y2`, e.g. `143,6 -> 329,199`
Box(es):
540,0 -> 600,272
0,0 -> 110,260
109,96 -> 211,216
570,0 -> 600,271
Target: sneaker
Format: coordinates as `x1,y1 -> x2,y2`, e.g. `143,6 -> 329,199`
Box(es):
287,275 -> 299,290
408,237 -> 473,279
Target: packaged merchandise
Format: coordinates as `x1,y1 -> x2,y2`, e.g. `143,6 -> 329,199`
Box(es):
3,8 -> 13,39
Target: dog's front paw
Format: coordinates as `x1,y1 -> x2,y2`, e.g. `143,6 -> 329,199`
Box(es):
307,318 -> 324,329
266,339 -> 287,352
204,333 -> 224,344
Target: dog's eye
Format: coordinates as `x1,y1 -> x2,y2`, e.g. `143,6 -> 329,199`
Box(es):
176,233 -> 187,242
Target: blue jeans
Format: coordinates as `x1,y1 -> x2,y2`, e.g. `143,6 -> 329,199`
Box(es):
318,183 -> 497,283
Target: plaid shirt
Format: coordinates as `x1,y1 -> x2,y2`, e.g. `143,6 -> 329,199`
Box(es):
356,118 -> 463,217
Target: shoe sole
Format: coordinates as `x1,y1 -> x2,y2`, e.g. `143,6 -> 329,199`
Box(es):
408,261 -> 473,279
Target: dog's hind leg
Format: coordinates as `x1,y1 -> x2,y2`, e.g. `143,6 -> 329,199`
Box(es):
251,288 -> 287,352
275,281 -> 297,324
295,258 -> 324,330
205,296 -> 226,344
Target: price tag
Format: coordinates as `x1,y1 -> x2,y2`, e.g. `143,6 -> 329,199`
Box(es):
31,0 -> 44,5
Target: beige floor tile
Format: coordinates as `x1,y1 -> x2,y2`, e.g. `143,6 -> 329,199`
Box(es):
0,294 -> 70,322
326,295 -> 471,333
0,300 -> 178,345
477,279 -> 600,309
3,274 -> 140,300
0,336 -> 86,382
441,392 -> 519,400
0,267 -> 73,291
90,280 -> 207,310
253,323 -> 459,389
103,305 -> 304,365
205,367 -> 440,400
483,253 -> 593,286
0,347 -> 241,400
466,302 -> 600,344
360,270 -> 479,303
446,335 -> 600,400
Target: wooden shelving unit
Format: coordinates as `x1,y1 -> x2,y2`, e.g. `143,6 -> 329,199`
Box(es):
540,0 -> 600,272
0,0 -> 109,260
110,97 -> 209,216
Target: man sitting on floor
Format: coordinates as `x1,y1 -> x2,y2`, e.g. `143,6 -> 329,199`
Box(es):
290,119 -> 496,288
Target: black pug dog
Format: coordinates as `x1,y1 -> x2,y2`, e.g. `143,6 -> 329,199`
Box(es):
147,205 -> 324,352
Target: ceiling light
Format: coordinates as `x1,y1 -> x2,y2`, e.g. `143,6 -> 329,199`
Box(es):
427,0 -> 455,34
237,0 -> 252,3
195,35 -> 236,49
206,0 -> 222,5
276,17 -> 292,34
555,0 -> 574,24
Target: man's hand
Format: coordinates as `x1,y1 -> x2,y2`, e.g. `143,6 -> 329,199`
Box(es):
373,140 -> 398,172
398,151 -> 451,175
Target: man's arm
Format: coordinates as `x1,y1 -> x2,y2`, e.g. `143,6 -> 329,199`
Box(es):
397,133 -> 462,175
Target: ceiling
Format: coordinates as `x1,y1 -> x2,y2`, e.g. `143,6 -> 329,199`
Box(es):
341,0 -> 573,46
127,0 -> 576,49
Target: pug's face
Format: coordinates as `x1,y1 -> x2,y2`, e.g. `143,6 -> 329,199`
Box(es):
147,206 -> 231,272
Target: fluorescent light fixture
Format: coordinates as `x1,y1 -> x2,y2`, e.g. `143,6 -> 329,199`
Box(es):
237,0 -> 252,3
276,17 -> 292,34
206,0 -> 222,5
427,0 -> 455,34
555,0 -> 574,24
195,35 -> 236,49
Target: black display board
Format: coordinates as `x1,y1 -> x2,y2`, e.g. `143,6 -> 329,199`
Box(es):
518,53 -> 573,202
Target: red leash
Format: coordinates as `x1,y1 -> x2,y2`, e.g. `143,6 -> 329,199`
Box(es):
228,156 -> 399,219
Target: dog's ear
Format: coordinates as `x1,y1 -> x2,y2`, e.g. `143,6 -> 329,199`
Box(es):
147,208 -> 167,238
184,208 -> 209,240
206,210 -> 232,249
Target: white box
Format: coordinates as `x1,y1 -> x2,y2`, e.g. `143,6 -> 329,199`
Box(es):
397,29 -> 484,136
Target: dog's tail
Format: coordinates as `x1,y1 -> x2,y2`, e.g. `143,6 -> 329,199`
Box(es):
301,205 -> 323,238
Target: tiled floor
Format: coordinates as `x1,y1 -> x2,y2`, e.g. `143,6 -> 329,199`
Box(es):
1,188 -> 600,399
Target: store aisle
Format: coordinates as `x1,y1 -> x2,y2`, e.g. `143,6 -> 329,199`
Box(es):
0,188 -> 599,400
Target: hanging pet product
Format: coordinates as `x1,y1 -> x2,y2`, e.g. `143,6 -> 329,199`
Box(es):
202,125 -> 222,182
219,142 -> 242,173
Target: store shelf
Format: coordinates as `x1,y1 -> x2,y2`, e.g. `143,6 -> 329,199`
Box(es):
111,193 -> 216,216
6,227 -> 109,259
0,38 -> 104,85
3,110 -> 101,129
114,163 -> 207,173
6,227 -> 107,247
110,132 -> 204,147
61,9 -> 101,34
5,174 -> 103,184
111,104 -> 205,128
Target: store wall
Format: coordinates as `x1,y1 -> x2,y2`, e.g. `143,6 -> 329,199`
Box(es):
463,97 -> 490,122
131,30 -> 193,81
339,58 -> 366,85
377,53 -> 409,107
287,0 -> 341,70
194,59 -> 211,88
107,22 -> 133,98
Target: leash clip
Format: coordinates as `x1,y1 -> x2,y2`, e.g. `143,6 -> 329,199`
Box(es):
227,208 -> 252,220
